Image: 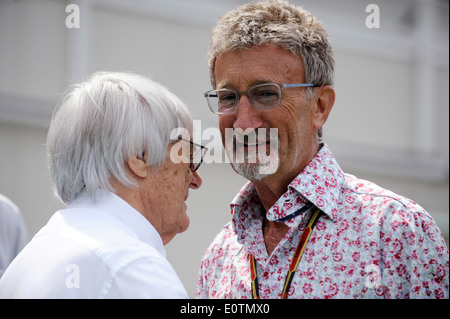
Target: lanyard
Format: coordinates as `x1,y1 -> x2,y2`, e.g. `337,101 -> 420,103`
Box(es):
250,207 -> 322,299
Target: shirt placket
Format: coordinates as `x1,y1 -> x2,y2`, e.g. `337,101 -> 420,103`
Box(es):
254,238 -> 293,298
255,208 -> 315,298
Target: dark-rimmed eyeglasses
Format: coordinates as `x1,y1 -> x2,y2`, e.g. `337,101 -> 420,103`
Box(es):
170,138 -> 207,173
204,82 -> 317,114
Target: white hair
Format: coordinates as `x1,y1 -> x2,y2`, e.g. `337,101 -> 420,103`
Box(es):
47,72 -> 192,205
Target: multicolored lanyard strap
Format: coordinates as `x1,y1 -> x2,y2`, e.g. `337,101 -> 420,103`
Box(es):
250,207 -> 322,299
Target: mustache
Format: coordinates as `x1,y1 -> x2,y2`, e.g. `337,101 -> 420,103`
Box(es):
232,128 -> 276,146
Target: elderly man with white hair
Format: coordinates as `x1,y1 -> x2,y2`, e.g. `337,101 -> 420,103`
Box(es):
0,72 -> 205,298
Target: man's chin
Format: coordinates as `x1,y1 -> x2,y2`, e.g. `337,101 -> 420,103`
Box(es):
232,162 -> 268,181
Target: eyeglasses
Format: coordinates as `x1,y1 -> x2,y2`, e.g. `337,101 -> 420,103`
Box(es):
204,83 -> 317,114
170,138 -> 208,173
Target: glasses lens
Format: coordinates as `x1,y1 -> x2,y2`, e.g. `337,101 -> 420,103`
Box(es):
249,84 -> 281,109
207,90 -> 237,114
191,151 -> 200,172
190,143 -> 207,172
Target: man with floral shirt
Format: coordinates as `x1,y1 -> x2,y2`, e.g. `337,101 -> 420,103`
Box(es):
197,0 -> 448,299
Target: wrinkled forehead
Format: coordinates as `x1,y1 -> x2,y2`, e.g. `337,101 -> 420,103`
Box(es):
214,46 -> 305,90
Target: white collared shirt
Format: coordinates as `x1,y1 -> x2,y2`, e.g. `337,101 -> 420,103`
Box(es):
0,190 -> 188,299
0,194 -> 28,279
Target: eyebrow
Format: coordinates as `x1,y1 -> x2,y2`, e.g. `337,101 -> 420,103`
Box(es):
217,80 -> 277,90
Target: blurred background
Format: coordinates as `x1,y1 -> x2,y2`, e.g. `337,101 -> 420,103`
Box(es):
0,0 -> 448,297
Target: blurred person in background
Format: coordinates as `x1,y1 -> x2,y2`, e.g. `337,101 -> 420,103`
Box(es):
0,71 -> 205,298
197,0 -> 449,299
0,193 -> 28,278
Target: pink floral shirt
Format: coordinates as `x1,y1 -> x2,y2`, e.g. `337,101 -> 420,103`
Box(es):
196,144 -> 449,299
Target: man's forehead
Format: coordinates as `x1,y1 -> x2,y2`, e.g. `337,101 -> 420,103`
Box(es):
215,46 -> 304,88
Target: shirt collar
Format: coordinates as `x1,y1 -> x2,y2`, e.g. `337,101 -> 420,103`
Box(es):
286,143 -> 345,221
68,189 -> 166,257
230,143 -> 344,223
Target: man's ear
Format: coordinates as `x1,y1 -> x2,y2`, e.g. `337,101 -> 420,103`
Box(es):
127,151 -> 148,178
311,85 -> 335,130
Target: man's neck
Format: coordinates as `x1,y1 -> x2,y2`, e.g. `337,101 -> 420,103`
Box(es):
253,177 -> 293,257
252,142 -> 321,256
252,142 -> 321,211
252,176 -> 290,212
262,217 -> 289,256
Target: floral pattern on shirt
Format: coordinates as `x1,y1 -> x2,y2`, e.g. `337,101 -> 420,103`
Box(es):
196,144 -> 449,299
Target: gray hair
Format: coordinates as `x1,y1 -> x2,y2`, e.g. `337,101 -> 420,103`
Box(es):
208,0 -> 334,143
208,0 -> 334,89
47,72 -> 192,204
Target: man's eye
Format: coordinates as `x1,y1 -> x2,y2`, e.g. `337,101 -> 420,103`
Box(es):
219,94 -> 236,102
253,90 -> 279,102
256,90 -> 278,97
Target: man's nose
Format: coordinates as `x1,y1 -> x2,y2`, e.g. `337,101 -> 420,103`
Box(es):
232,95 -> 264,131
189,171 -> 202,189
